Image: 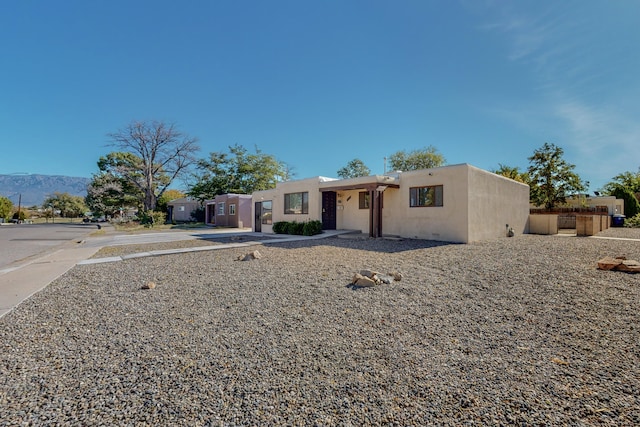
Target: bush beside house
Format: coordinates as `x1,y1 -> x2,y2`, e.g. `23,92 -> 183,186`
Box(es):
273,220 -> 323,236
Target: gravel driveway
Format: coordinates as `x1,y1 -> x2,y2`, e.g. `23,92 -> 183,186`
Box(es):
1,229 -> 639,425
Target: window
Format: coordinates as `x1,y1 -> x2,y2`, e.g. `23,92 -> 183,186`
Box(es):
229,204 -> 236,215
284,192 -> 309,214
178,206 -> 185,212
217,202 -> 225,215
410,185 -> 443,207
261,200 -> 272,224
359,191 -> 370,209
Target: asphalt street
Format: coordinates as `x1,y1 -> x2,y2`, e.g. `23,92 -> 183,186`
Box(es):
0,222 -> 99,270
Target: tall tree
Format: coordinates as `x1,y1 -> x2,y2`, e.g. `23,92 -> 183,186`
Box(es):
43,192 -> 88,218
337,158 -> 371,179
85,152 -> 145,216
107,120 -> 199,211
0,196 -> 12,221
527,143 -> 588,208
188,144 -> 288,200
602,168 -> 640,196
493,164 -> 530,184
388,146 -> 445,172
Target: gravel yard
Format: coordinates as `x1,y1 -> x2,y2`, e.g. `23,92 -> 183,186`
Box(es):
1,230 -> 639,425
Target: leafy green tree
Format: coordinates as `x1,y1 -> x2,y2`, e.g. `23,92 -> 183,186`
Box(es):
609,184 -> 640,219
388,146 -> 446,172
43,192 -> 88,218
602,168 -> 640,196
527,143 -> 588,208
107,120 -> 200,211
0,196 -> 12,221
493,164 -> 530,184
337,158 -> 371,179
188,144 -> 288,200
86,153 -> 144,216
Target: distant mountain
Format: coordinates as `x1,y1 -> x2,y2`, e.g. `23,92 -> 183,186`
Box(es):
0,174 -> 91,206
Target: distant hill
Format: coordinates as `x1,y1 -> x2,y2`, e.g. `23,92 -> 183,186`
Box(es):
0,174 -> 90,206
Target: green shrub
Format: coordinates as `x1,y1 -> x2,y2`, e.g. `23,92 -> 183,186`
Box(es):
273,220 -> 323,235
303,220 -> 323,236
286,221 -> 305,235
272,221 -> 288,234
140,211 -> 166,228
625,213 -> 640,228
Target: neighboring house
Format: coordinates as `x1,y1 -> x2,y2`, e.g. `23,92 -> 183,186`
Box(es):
167,197 -> 202,222
205,194 -> 252,228
529,195 -> 624,235
563,195 -> 624,217
252,163 -> 530,243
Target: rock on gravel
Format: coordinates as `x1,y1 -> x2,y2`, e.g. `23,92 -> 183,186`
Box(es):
1,233 -> 639,425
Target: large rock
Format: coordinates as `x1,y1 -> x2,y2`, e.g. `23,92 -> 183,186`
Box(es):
352,272 -> 377,287
352,269 -> 404,287
597,256 -> 640,273
237,250 -> 262,261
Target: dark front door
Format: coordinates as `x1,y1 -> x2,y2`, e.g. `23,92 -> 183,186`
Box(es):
322,191 -> 337,230
254,202 -> 262,232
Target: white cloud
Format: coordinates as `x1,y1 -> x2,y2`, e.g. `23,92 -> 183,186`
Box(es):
477,2 -> 640,189
554,100 -> 640,188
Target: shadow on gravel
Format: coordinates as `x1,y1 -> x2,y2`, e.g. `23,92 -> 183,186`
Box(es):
190,234 -> 282,244
263,236 -> 458,254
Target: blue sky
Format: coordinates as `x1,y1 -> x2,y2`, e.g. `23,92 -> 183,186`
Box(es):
1,0 -> 638,192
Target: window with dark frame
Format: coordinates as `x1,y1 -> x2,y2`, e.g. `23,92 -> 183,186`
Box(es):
409,185 -> 443,207
358,191 -> 370,209
261,200 -> 272,224
284,192 -> 309,214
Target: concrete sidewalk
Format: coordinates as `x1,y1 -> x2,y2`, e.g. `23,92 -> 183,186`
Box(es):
0,245 -> 102,319
0,228 -> 354,319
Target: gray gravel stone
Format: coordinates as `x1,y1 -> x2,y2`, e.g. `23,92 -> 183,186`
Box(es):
1,231 -> 639,425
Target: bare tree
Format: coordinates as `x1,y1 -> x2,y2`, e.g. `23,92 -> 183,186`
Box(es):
108,120 -> 199,211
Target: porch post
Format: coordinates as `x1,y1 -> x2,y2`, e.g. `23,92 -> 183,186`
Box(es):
369,190 -> 375,237
370,189 -> 383,238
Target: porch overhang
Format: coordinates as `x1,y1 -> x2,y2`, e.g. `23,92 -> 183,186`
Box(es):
318,175 -> 400,238
319,182 -> 399,192
318,174 -> 400,193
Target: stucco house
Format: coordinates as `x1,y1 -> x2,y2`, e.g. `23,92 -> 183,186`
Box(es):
167,197 -> 202,223
205,194 -> 252,228
252,163 -> 530,243
563,195 -> 624,217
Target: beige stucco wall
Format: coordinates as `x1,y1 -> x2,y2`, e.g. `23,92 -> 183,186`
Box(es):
466,166 -> 530,242
577,215 -> 602,236
381,164 -> 529,243
529,214 -> 559,235
252,188 -> 277,233
336,189 -> 370,232
382,165 -> 470,242
252,177 -> 333,232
